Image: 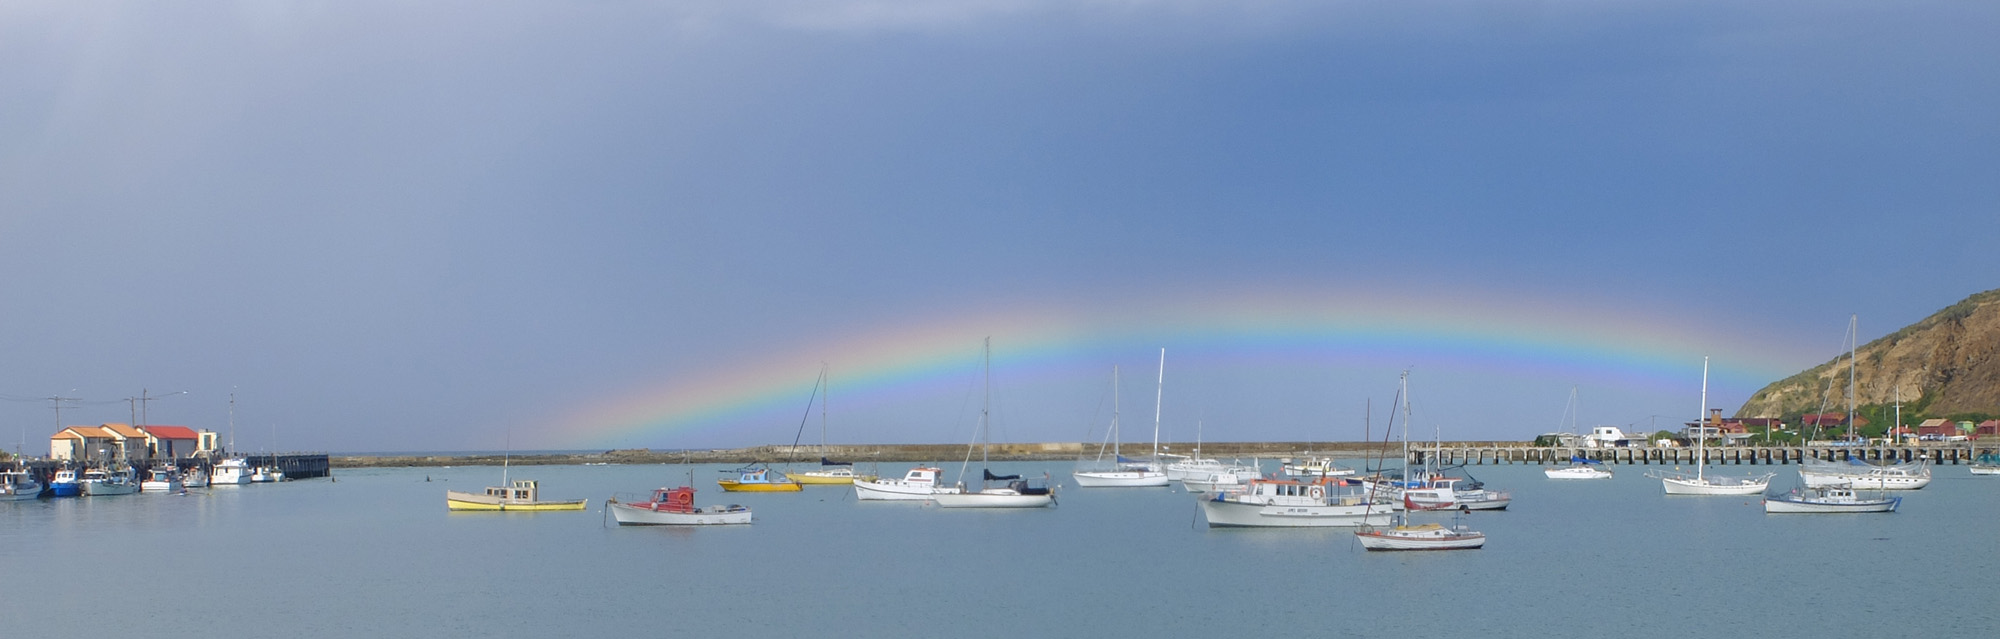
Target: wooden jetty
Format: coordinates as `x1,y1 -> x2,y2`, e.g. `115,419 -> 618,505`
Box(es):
1411,443 -> 1996,466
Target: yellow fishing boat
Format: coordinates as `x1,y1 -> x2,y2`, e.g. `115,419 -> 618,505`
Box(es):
446,479 -> 588,511
717,467 -> 802,492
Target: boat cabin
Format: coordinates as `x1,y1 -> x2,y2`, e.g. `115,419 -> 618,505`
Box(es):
484,480 -> 543,502
648,487 -> 698,513
899,467 -> 942,486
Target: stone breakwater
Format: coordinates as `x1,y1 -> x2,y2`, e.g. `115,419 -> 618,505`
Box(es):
329,441 -> 1527,468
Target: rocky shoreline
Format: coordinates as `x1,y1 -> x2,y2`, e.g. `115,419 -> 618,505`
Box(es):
329,440 -> 1528,468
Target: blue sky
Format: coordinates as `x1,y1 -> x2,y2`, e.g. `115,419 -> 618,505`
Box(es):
2,1 -> 1994,453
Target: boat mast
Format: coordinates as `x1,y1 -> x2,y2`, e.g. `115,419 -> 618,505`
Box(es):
981,338 -> 991,475
1399,371 -> 1411,514
1697,356 -> 1708,482
1152,348 -> 1164,464
820,364 -> 830,458
1846,315 -> 1857,442
1112,366 -> 1121,462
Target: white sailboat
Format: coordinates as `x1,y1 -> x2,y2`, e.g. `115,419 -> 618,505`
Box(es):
1355,372 -> 1485,551
1794,316 -> 1930,489
931,339 -> 1055,509
1545,387 -> 1613,479
1648,357 -> 1774,495
1073,362 -> 1168,488
784,365 -> 877,486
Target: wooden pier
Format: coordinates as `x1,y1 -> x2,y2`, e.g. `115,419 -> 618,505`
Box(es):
1411,444 -> 1996,466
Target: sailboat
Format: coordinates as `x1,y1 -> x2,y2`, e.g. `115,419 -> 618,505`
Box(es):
1545,387 -> 1613,479
1073,361 -> 1169,487
1794,316 -> 1930,489
931,339 -> 1055,509
1646,357 -> 1774,495
785,365 -> 877,485
1354,372 -> 1485,551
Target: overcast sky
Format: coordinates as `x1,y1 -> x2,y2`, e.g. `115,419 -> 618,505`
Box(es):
3,1 -> 1994,453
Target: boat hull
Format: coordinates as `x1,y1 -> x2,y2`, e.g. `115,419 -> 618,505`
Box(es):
1544,467 -> 1613,480
49,482 -> 79,497
1799,472 -> 1930,490
1764,496 -> 1900,513
1072,470 -> 1169,487
717,480 -> 802,492
445,490 -> 588,511
786,470 -> 875,485
1656,473 -> 1772,495
608,500 -> 752,525
1355,527 -> 1486,550
140,479 -> 184,492
931,491 -> 1054,508
82,481 -> 139,496
1972,465 -> 2000,476
853,479 -> 957,501
1198,498 -> 1391,528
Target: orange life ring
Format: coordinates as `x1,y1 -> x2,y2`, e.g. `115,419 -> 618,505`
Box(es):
1308,486 -> 1325,499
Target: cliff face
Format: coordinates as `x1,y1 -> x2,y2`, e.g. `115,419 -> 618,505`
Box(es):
1736,289 -> 2000,419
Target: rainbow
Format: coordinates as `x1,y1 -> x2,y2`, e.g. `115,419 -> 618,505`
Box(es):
551,288 -> 1822,449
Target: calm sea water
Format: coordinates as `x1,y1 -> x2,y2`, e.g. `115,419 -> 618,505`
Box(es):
4,460 -> 1995,638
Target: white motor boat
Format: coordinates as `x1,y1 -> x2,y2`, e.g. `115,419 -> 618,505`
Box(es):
1197,478 -> 1390,527
1280,457 -> 1355,478
1545,456 -> 1614,479
140,467 -> 185,492
181,468 -> 209,488
210,457 -> 254,485
853,466 -> 962,501
250,466 -> 278,483
1764,484 -> 1900,513
1399,476 -> 1511,510
80,467 -> 140,496
1798,458 -> 1930,490
1,469 -> 43,501
608,486 -> 752,525
1180,465 -> 1261,494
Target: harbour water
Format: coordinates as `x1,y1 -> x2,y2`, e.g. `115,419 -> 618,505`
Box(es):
5,461 -> 1995,637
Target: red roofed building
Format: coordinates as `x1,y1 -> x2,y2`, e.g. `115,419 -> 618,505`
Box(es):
1977,420 -> 1998,439
139,425 -> 201,459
